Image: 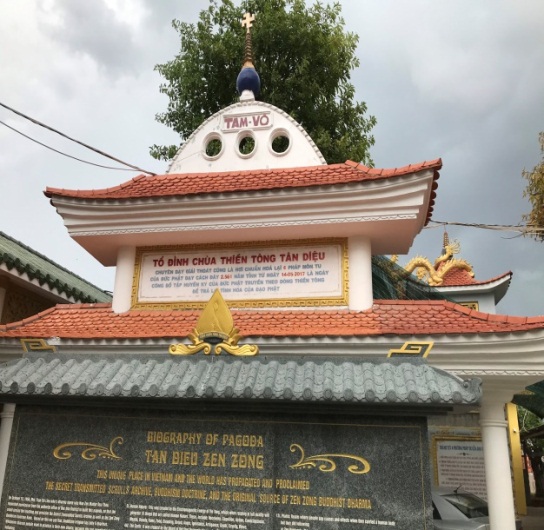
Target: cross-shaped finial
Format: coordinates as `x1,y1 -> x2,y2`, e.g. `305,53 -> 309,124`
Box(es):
241,12 -> 255,34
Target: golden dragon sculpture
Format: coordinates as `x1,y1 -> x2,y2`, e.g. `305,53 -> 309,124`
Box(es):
397,234 -> 475,286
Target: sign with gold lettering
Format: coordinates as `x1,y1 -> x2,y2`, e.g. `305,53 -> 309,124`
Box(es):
0,406 -> 432,530
132,239 -> 348,309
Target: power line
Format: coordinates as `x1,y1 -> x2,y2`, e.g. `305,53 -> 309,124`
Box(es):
1,99 -> 541,236
0,120 -> 139,172
428,220 -> 544,235
0,101 -> 156,176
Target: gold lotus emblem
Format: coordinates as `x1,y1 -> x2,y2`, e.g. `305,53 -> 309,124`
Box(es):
169,290 -> 258,357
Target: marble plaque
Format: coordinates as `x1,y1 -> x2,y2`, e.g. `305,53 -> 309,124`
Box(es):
1,406 -> 432,530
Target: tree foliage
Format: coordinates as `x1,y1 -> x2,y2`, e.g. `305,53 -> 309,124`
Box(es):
151,0 -> 376,165
523,132 -> 544,241
518,406 -> 544,497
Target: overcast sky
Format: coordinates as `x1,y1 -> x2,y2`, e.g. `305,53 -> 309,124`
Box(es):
1,0 -> 543,316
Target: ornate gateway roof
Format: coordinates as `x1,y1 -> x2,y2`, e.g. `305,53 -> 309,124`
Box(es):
1,300 -> 543,341
0,356 -> 481,412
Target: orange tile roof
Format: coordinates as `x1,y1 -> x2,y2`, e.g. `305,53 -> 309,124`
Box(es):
1,300 -> 542,340
440,270 -> 512,288
45,160 -> 442,201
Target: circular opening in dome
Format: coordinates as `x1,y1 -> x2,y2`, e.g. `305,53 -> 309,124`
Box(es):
206,138 -> 222,157
239,136 -> 255,155
237,132 -> 256,158
202,133 -> 224,160
272,135 -> 290,153
269,128 -> 292,156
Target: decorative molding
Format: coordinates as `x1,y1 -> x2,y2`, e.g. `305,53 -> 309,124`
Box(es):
20,338 -> 56,353
289,444 -> 370,475
66,214 -> 419,238
388,341 -> 434,358
460,301 -> 479,311
452,370 -> 544,377
51,171 -> 433,263
53,437 -> 123,461
479,419 -> 508,429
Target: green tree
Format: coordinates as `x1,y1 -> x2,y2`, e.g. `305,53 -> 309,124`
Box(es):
151,0 -> 376,165
523,132 -> 544,241
518,406 -> 544,498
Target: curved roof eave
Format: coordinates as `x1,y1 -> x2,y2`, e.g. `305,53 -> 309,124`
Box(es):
0,356 -> 481,409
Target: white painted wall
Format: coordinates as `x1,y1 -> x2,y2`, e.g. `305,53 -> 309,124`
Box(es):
167,96 -> 326,174
451,292 -> 497,314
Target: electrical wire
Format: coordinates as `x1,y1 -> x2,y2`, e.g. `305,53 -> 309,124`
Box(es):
0,100 -> 156,175
1,101 -> 542,236
428,220 -> 544,235
0,120 -> 140,172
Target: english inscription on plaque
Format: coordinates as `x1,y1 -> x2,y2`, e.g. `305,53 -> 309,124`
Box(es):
1,407 -> 432,529
435,438 -> 486,499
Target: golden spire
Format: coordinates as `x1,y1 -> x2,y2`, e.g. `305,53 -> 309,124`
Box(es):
443,229 -> 450,250
241,12 -> 255,33
241,12 -> 256,68
237,12 -> 260,96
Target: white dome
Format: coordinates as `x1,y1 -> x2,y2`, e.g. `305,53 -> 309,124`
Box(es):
167,94 -> 326,174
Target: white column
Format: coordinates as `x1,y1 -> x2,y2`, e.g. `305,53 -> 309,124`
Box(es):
0,404 -> 16,501
480,395 -> 517,530
112,246 -> 137,313
348,236 -> 372,310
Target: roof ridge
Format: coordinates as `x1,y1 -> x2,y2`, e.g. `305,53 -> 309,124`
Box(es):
166,163 -> 349,178
0,232 -> 100,288
374,299 -> 446,306
45,175 -> 146,198
345,158 -> 442,175
464,271 -> 513,286
440,268 -> 513,288
0,231 -> 111,300
0,302 -> 116,335
0,305 -> 59,332
58,302 -> 113,310
446,301 -> 544,324
2,300 -> 544,341
44,159 -> 442,201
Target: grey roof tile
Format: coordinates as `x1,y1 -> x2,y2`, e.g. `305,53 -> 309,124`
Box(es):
0,356 -> 481,407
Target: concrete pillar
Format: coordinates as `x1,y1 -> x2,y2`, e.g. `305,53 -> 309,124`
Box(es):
0,403 -> 16,501
480,396 -> 517,530
348,236 -> 372,311
112,246 -> 136,313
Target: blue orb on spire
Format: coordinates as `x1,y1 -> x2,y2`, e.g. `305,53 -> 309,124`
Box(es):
237,66 -> 260,96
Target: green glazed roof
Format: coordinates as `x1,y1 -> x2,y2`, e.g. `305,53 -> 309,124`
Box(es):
514,380 -> 544,418
371,255 -> 450,301
0,232 -> 111,304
